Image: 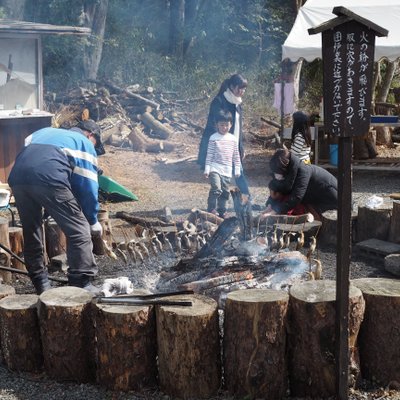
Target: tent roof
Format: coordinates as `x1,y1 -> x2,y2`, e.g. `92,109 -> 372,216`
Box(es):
282,0 -> 400,61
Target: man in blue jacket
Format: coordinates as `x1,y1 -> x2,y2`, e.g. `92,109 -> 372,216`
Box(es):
8,120 -> 105,294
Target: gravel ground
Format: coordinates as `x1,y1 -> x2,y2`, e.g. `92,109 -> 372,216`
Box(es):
1,141 -> 399,399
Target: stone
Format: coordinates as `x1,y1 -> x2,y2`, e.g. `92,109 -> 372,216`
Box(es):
385,253 -> 400,276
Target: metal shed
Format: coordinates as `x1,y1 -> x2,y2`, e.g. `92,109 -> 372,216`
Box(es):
0,19 -> 90,183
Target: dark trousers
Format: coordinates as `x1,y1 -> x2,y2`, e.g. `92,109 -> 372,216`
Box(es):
12,185 -> 98,280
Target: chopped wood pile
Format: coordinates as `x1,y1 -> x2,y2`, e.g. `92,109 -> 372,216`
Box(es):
45,80 -> 207,153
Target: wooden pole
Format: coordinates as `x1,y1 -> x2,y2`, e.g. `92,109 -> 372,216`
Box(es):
335,136 -> 352,399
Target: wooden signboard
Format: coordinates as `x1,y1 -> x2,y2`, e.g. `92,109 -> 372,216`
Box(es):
309,7 -> 387,400
322,21 -> 375,137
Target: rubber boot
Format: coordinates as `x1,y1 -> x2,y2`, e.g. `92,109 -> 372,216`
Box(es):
31,274 -> 51,295
68,275 -> 102,296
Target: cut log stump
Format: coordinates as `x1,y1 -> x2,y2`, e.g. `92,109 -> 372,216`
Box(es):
93,302 -> 157,391
223,289 -> 289,399
357,205 -> 392,242
0,284 -> 15,299
0,216 -> 11,283
319,210 -> 358,246
44,219 -> 66,259
389,201 -> 400,243
156,294 -> 220,399
38,287 -> 95,382
288,280 -> 365,398
352,278 -> 400,386
8,227 -> 26,272
0,294 -> 42,372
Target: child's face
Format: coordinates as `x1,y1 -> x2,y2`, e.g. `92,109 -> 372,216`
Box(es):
217,121 -> 231,135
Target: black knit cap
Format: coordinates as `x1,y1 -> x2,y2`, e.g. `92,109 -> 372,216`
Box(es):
269,148 -> 290,174
77,119 -> 105,155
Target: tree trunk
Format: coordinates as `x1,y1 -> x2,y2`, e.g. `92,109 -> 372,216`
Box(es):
375,60 -> 398,145
352,278 -> 400,386
357,205 -> 392,242
389,201 -> 400,243
156,294 -> 220,398
8,226 -> 26,272
44,220 -> 66,260
38,287 -> 95,382
83,0 -> 109,82
0,294 -> 42,372
169,0 -> 185,59
183,0 -> 202,57
0,217 -> 12,283
288,280 -> 365,398
93,302 -> 157,391
224,289 -> 289,399
0,0 -> 26,19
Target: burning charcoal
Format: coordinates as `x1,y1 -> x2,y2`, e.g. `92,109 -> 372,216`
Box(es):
138,242 -> 150,258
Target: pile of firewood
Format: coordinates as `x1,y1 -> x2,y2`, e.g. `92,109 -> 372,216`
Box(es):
45,80 -> 207,153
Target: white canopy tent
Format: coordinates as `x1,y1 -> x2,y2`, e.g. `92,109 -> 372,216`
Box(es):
282,0 -> 400,61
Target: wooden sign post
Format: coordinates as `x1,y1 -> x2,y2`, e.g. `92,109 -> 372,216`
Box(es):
309,8 -> 387,400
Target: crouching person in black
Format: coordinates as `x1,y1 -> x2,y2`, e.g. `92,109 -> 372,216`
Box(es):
267,148 -> 338,219
8,120 -> 105,295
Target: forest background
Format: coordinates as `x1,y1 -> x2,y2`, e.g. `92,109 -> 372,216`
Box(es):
0,0 -> 399,123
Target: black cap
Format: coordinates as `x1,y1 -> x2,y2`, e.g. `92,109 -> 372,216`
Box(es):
77,119 -> 105,156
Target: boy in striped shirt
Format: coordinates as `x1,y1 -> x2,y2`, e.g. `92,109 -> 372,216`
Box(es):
204,110 -> 241,218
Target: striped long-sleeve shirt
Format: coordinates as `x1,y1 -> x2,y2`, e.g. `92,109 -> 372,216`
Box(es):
204,132 -> 241,178
290,132 -> 311,163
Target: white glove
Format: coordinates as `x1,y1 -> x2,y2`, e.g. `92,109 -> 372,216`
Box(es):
90,221 -> 103,237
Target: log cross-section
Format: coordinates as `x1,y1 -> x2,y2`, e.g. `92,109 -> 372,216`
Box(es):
352,277 -> 400,386
288,280 -> 365,398
38,287 -> 95,382
156,294 -> 220,398
223,289 -> 289,399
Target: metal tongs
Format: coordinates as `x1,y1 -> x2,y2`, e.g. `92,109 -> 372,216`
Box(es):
96,289 -> 194,307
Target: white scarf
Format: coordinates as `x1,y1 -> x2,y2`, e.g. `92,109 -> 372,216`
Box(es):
223,88 -> 242,105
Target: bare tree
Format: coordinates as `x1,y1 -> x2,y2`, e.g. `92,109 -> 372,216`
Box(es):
82,0 -> 109,83
169,0 -> 185,59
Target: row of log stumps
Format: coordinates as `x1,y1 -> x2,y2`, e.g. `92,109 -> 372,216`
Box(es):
0,279 -> 398,398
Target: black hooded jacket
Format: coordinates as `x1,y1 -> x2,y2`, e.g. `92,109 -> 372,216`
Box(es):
197,93 -> 244,170
270,154 -> 338,214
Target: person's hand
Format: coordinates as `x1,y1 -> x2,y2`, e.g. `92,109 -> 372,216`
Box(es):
235,174 -> 241,178
204,173 -> 209,179
90,221 -> 103,237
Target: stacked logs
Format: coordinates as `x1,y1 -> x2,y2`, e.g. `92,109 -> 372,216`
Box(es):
0,279 -> 398,398
46,80 -> 205,153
